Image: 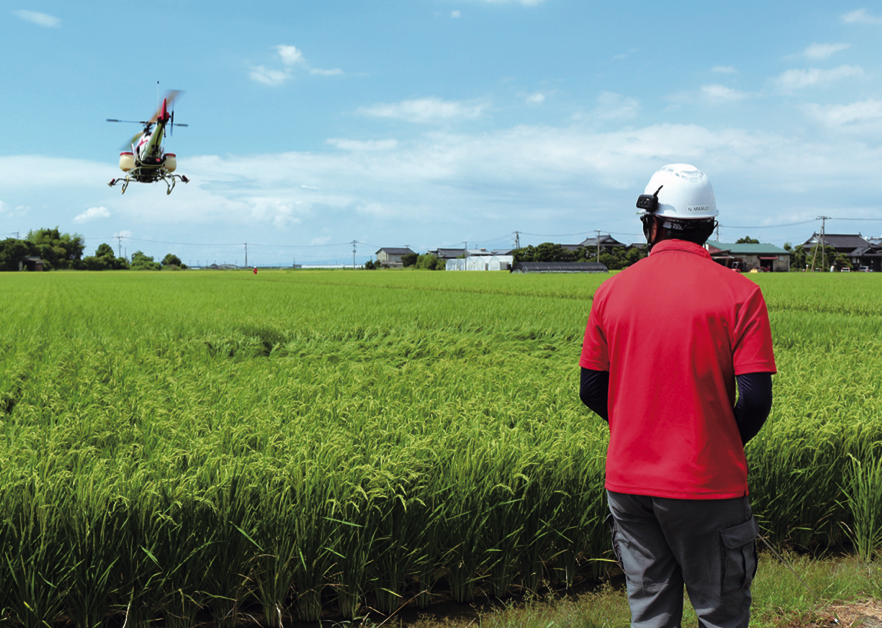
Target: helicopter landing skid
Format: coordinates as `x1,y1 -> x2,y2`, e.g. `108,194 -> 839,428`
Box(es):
108,176 -> 131,194
107,172 -> 189,195
165,173 -> 190,195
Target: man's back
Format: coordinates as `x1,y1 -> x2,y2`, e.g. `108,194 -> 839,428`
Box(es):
580,239 -> 776,499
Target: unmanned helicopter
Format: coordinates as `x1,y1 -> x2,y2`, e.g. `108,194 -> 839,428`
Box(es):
107,90 -> 190,195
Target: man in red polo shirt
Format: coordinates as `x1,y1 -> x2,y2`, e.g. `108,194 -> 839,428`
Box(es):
579,164 -> 776,628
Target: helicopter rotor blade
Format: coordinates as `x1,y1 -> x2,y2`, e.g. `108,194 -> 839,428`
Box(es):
148,89 -> 184,124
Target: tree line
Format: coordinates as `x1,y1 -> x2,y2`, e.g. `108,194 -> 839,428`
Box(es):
0,228 -> 185,271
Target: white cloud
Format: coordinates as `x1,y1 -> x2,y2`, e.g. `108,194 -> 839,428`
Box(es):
13,10 -> 60,27
249,45 -> 342,84
772,65 -> 864,91
802,43 -> 850,59
249,65 -> 290,86
526,92 -> 545,104
667,85 -> 750,106
712,66 -> 738,74
327,138 -> 399,151
594,92 -> 640,120
842,8 -> 882,25
6,117 -> 882,256
700,84 -> 750,104
802,98 -> 882,128
357,97 -> 486,123
309,67 -> 343,76
276,45 -> 304,66
74,206 -> 110,223
451,10 -> 461,18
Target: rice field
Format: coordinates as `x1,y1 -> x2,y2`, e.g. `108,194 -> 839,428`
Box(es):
0,269 -> 880,626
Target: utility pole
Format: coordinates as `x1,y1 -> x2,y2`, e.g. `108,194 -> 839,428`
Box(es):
352,240 -> 357,268
463,241 -> 468,257
810,216 -> 831,271
514,231 -> 521,250
595,229 -> 601,262
244,243 -> 248,267
116,235 -> 124,258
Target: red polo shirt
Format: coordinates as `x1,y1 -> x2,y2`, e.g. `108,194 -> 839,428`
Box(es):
579,240 -> 776,499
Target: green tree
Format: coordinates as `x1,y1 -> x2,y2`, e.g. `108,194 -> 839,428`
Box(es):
26,227 -> 85,270
736,236 -> 760,244
787,242 -> 851,271
0,238 -> 37,271
161,253 -> 185,269
401,253 -> 418,267
415,254 -> 444,270
130,251 -> 161,271
596,246 -> 647,270
82,243 -> 129,270
513,242 -> 575,263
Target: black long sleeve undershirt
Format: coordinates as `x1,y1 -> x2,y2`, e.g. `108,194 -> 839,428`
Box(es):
732,372 -> 773,444
579,368 -> 610,422
579,367 -> 773,445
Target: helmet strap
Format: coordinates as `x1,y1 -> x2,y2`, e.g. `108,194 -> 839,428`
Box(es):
642,215 -> 662,250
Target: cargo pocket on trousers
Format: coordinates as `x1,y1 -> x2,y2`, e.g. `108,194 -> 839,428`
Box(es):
719,517 -> 759,595
606,513 -> 624,570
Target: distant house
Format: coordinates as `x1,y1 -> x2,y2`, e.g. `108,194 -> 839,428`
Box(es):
510,262 -> 608,274
428,248 -> 467,261
579,234 -> 628,249
559,234 -> 628,256
446,255 -> 513,271
428,248 -> 514,261
705,241 -> 791,272
375,247 -> 416,267
800,233 -> 882,272
19,257 -> 45,272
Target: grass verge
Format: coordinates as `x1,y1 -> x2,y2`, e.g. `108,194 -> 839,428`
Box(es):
378,553 -> 882,628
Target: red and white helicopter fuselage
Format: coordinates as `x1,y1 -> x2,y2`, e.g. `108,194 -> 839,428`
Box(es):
108,94 -> 189,195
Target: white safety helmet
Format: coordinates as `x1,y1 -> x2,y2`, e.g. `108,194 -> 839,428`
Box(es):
636,163 -> 719,220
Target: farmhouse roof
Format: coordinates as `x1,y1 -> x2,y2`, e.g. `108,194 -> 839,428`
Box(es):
376,247 -> 416,255
800,233 -> 872,250
579,234 -> 627,248
705,241 -> 790,256
428,248 -> 464,259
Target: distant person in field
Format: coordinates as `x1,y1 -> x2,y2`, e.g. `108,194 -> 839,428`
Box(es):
578,164 -> 777,628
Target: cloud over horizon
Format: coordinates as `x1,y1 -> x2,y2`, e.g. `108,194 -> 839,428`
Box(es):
357,97 -> 487,123
13,10 -> 60,27
74,207 -> 111,223
771,65 -> 864,91
249,44 -> 343,85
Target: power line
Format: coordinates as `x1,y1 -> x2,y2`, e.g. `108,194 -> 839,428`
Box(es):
718,219 -> 817,229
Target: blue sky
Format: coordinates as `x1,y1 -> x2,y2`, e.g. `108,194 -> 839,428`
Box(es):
2,1 -> 881,266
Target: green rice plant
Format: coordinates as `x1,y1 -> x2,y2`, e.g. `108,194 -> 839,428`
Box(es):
365,458 -> 431,615
250,477 -> 300,628
113,486 -> 164,628
4,479 -> 72,628
199,469 -> 259,628
840,453 -> 882,562
289,451 -> 340,622
1,269 -> 882,623
153,481 -> 215,628
63,467 -> 124,628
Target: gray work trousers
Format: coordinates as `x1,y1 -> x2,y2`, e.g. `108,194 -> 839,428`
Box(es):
607,490 -> 759,628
